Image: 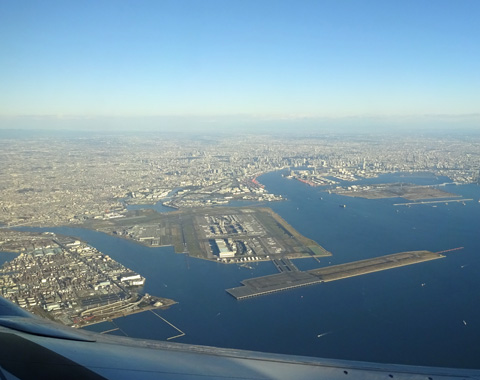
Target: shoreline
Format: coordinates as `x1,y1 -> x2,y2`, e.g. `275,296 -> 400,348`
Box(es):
75,297 -> 178,329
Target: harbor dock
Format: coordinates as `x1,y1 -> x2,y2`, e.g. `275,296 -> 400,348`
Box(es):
226,250 -> 445,300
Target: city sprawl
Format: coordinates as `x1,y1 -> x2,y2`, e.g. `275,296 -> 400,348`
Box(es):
1,133 -> 479,228
0,230 -> 174,326
1,132 -> 478,324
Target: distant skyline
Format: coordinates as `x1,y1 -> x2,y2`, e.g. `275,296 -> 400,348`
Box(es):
1,1 -> 479,131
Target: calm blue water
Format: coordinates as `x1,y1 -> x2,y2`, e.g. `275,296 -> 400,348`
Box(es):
13,171 -> 480,368
0,252 -> 19,266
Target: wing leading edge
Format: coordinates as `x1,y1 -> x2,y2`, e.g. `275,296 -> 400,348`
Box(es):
0,297 -> 479,380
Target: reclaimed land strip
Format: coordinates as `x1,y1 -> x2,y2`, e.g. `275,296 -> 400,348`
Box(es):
333,183 -> 459,201
226,250 -> 444,300
309,250 -> 444,281
393,199 -> 473,206
226,271 -> 323,300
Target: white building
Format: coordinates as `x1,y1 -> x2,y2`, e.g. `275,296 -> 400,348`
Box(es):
215,239 -> 236,258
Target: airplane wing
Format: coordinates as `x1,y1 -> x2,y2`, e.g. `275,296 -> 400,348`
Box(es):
0,297 -> 478,380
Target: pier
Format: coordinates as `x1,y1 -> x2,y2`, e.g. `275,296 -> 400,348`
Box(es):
226,250 -> 446,300
150,310 -> 185,340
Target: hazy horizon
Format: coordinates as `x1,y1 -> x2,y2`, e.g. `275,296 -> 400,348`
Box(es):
1,113 -> 479,134
1,1 -> 479,133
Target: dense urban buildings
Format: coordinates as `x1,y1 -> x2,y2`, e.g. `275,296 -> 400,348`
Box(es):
0,230 -> 173,326
1,133 -> 479,227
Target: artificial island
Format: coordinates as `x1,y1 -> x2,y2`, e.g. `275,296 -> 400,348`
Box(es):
84,207 -> 331,263
0,200 -> 465,323
330,182 -> 460,200
0,206 -> 335,326
83,206 -> 461,300
226,250 -> 456,299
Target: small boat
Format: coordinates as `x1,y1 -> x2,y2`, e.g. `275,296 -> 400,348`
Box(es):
339,204 -> 346,208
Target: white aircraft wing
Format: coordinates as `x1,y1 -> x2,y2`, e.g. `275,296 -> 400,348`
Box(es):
0,297 -> 478,380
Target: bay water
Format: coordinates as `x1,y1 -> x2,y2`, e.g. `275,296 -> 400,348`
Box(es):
14,171 -> 480,368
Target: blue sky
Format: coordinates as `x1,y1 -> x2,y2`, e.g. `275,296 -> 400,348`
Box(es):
1,0 -> 479,131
